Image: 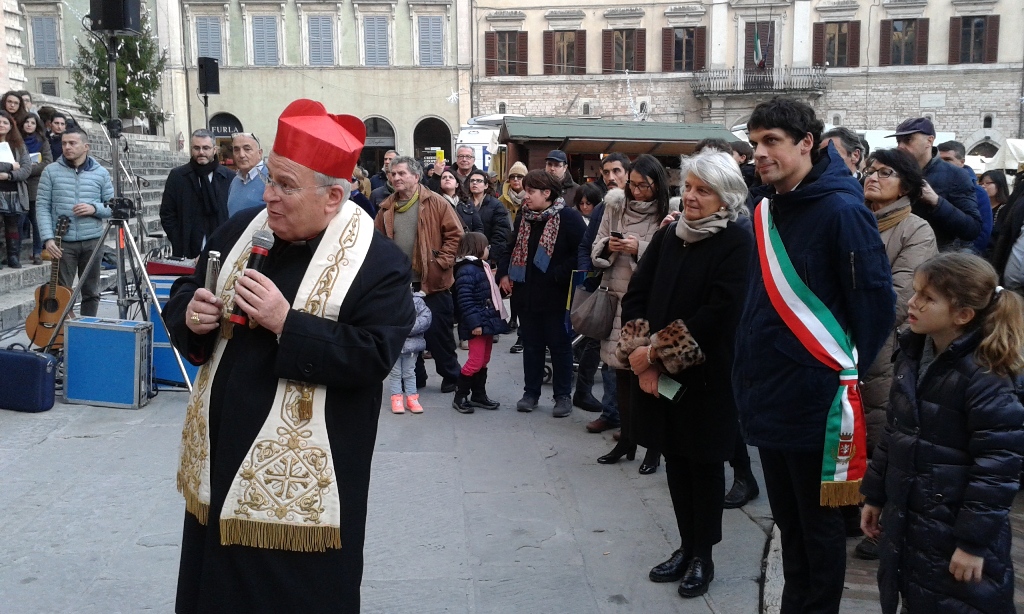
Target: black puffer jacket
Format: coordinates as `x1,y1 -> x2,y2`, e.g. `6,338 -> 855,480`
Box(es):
475,194 -> 511,268
453,199 -> 484,234
861,329 -> 1024,614
453,257 -> 509,340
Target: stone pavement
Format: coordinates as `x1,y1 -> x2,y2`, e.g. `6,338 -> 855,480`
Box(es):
0,315 -> 1019,613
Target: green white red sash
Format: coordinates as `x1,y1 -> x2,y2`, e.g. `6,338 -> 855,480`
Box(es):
754,198 -> 867,507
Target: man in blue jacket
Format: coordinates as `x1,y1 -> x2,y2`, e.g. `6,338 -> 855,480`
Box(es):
734,98 -> 895,614
36,126 -> 115,317
936,140 -> 992,254
892,118 -> 980,251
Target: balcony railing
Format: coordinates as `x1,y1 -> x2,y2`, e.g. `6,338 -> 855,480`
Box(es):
690,66 -> 830,97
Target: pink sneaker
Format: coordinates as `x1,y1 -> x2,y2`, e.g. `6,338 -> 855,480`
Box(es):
390,394 -> 405,414
406,394 -> 423,414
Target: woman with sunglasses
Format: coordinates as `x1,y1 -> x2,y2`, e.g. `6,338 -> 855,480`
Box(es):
593,153 -> 671,474
854,148 -> 937,560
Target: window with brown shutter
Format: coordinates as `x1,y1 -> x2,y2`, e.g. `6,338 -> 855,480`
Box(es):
516,31 -> 528,75
575,30 -> 587,73
847,21 -> 860,67
744,21 -> 775,69
635,28 -> 646,72
812,22 -> 825,66
878,20 -> 892,66
889,20 -> 917,66
693,26 -> 706,71
662,28 -> 674,72
914,18 -> 929,65
984,15 -> 999,63
485,31 -> 497,76
543,31 -> 554,75
552,31 -> 577,74
948,17 -> 962,65
602,29 -> 613,74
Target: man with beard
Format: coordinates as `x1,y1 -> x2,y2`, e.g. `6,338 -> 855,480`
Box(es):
165,99 -> 414,613
160,129 -> 234,258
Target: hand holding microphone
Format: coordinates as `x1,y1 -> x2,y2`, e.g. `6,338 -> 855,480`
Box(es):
229,230 -> 290,336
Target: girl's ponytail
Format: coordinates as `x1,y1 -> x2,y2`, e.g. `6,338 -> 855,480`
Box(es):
977,287 -> 1024,377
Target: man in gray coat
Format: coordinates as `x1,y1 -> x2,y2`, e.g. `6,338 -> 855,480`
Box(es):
36,126 -> 114,316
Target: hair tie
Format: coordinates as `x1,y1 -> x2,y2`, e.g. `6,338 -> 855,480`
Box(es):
989,285 -> 1005,307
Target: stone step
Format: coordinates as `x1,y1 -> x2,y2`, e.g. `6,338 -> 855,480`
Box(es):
0,268 -> 120,333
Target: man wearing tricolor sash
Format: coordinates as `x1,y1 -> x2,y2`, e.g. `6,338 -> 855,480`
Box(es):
165,99 -> 415,613
733,98 -> 895,614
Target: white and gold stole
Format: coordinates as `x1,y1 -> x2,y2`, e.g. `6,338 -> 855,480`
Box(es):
176,201 -> 372,552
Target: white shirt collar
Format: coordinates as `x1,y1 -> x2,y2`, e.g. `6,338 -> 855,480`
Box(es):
238,160 -> 266,184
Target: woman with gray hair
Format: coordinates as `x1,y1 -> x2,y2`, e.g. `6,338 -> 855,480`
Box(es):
615,150 -> 754,598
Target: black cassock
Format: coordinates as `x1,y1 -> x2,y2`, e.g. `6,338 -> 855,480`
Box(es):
164,207 -> 414,613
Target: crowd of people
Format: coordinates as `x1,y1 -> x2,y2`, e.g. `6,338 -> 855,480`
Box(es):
16,91 -> 1024,613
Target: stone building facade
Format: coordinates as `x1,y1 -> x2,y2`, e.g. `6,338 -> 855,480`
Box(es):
472,0 -> 1023,156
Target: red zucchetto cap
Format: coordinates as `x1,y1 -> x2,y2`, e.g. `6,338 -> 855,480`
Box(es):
272,99 -> 366,179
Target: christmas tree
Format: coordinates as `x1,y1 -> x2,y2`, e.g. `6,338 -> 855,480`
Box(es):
69,10 -> 168,128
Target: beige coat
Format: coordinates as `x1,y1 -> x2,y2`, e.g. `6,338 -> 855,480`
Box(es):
860,198 -> 938,451
591,189 -> 663,368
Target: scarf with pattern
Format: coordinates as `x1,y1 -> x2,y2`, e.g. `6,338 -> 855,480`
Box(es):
508,198 -> 564,282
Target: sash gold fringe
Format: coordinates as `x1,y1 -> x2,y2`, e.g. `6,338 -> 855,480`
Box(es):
220,518 -> 341,552
820,479 -> 864,507
221,321 -> 234,339
178,480 -> 210,525
298,386 -> 314,421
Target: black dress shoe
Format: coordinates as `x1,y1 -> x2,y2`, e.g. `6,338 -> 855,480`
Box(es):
677,557 -> 714,598
649,548 -> 690,583
572,391 -> 603,412
597,442 -> 636,464
723,475 -> 760,509
440,378 -> 457,393
638,449 -> 660,475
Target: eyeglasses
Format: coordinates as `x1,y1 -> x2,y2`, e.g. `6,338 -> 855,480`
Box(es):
508,174 -> 524,180
468,178 -> 487,184
457,154 -> 475,159
231,132 -> 260,146
264,175 -> 330,196
628,180 -> 653,191
863,168 -> 898,180
980,181 -> 996,187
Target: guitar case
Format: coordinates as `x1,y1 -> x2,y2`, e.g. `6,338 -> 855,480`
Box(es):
0,343 -> 57,412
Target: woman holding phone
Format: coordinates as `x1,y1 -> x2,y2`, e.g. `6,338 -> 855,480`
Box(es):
591,154 -> 670,473
616,150 -> 752,597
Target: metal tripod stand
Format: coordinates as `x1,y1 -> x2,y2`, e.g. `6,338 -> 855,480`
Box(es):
42,209 -> 194,393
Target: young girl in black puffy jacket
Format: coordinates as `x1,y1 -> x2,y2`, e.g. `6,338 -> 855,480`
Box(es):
860,252 -> 1024,614
452,232 -> 510,413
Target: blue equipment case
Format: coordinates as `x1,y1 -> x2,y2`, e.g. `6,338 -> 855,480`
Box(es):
64,317 -> 153,409
0,344 -> 57,412
150,275 -> 198,388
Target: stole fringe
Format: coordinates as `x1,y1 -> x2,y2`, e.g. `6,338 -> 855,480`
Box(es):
298,397 -> 313,421
819,479 -> 864,507
220,518 -> 342,552
221,321 -> 234,339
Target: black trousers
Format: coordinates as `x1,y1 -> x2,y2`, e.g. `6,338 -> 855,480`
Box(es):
415,290 -> 461,382
758,447 -> 846,614
728,428 -> 752,475
574,336 -> 601,395
665,453 -> 725,559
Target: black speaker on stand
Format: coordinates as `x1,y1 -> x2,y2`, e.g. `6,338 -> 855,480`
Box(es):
197,57 -> 219,130
90,0 -> 141,35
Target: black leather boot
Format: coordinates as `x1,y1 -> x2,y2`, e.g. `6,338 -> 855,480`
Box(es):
649,548 -> 690,583
468,369 -> 499,410
597,441 -> 636,464
5,229 -> 21,269
723,471 -> 760,509
452,374 -> 474,414
677,557 -> 714,598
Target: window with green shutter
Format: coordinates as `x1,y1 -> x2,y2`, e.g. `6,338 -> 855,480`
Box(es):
418,16 -> 443,66
252,15 -> 279,66
32,16 -> 60,67
196,16 -> 222,63
364,16 -> 389,66
308,16 -> 334,66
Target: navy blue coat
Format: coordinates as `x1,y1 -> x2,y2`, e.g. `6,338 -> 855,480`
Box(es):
734,146 -> 896,451
453,257 -> 510,340
475,194 -> 511,269
861,330 -> 1024,614
453,199 -> 484,234
577,202 -> 605,272
914,153 -> 980,251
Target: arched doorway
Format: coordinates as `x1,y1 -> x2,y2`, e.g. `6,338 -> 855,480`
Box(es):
360,117 -> 396,177
209,112 -> 244,166
968,141 -> 998,158
413,117 -> 452,166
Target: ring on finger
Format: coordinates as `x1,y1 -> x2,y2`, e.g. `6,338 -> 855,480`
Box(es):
190,311 -> 201,325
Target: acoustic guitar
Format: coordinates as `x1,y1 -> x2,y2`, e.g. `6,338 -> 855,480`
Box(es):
25,215 -> 72,349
